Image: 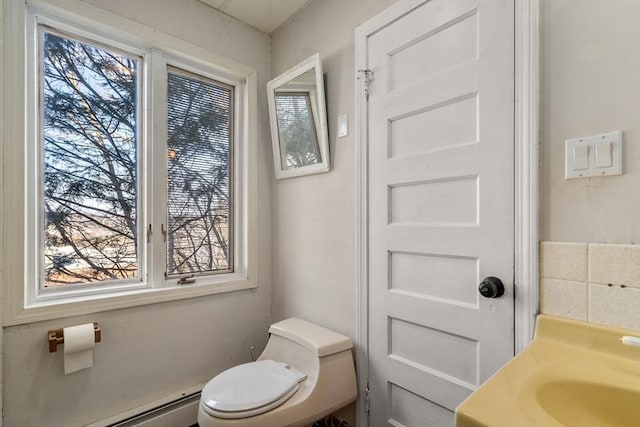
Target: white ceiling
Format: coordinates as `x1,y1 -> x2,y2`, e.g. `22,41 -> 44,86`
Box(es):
199,0 -> 311,34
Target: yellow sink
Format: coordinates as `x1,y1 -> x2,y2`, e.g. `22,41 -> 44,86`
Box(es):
455,315 -> 640,427
537,380 -> 640,427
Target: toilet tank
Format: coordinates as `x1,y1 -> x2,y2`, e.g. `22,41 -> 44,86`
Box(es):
258,318 -> 353,374
269,318 -> 353,356
259,318 -> 357,416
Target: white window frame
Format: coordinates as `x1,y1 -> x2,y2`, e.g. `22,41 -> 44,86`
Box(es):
2,0 -> 258,325
29,21 -> 149,302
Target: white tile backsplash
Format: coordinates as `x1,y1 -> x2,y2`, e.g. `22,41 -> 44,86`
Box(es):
589,283 -> 640,331
540,242 -> 588,281
540,241 -> 640,332
540,278 -> 588,321
589,243 -> 640,288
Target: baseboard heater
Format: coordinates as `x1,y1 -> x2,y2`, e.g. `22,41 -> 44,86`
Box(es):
108,392 -> 201,427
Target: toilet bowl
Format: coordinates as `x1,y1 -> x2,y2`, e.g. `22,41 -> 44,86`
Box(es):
197,318 -> 357,427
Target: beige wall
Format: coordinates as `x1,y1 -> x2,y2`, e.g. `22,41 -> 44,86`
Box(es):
538,0 -> 640,331
540,0 -> 640,244
270,0 -> 397,338
1,1 -> 273,425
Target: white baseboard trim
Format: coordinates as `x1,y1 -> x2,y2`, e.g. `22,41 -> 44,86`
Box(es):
87,384 -> 204,427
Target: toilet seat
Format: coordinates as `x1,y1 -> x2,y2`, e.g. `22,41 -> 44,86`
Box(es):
200,360 -> 306,419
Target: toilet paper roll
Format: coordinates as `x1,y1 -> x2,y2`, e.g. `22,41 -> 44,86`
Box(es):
63,323 -> 95,375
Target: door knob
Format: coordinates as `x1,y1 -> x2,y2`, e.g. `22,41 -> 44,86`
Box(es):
478,277 -> 504,299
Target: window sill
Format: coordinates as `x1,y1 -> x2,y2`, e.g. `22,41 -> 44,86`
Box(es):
4,278 -> 257,326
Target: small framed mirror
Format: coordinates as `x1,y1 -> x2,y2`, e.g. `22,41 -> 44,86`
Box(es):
267,54 -> 330,179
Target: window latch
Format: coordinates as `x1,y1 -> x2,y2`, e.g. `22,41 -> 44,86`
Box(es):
161,224 -> 167,242
177,274 -> 195,285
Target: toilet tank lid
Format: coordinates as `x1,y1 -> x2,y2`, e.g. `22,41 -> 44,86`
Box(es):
269,318 -> 353,356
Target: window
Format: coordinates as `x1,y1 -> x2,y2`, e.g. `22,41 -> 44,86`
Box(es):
38,28 -> 238,294
2,1 -> 258,321
166,68 -> 234,277
41,28 -> 142,288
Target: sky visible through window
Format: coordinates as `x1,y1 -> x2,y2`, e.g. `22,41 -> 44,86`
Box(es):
42,30 -> 139,287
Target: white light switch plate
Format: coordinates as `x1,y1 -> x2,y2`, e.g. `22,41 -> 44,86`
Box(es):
565,131 -> 623,179
337,114 -> 348,138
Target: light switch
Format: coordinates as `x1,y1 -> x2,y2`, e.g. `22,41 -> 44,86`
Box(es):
337,114 -> 348,138
595,142 -> 612,168
573,145 -> 589,170
565,131 -> 623,179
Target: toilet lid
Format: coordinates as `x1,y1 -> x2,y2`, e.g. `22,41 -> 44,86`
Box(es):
201,360 -> 307,413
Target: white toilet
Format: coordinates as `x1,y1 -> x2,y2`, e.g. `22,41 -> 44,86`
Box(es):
197,318 -> 357,427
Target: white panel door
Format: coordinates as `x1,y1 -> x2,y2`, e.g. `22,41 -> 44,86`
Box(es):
365,0 -> 515,425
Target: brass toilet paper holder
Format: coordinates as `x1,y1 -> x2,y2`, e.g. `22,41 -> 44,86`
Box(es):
48,322 -> 101,353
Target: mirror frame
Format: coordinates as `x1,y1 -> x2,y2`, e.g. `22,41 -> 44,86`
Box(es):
267,53 -> 330,179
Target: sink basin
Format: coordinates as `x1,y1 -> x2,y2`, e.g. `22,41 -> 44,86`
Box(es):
455,315 -> 640,427
537,380 -> 640,427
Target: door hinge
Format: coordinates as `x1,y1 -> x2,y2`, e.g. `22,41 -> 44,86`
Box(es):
364,384 -> 371,415
357,69 -> 373,101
